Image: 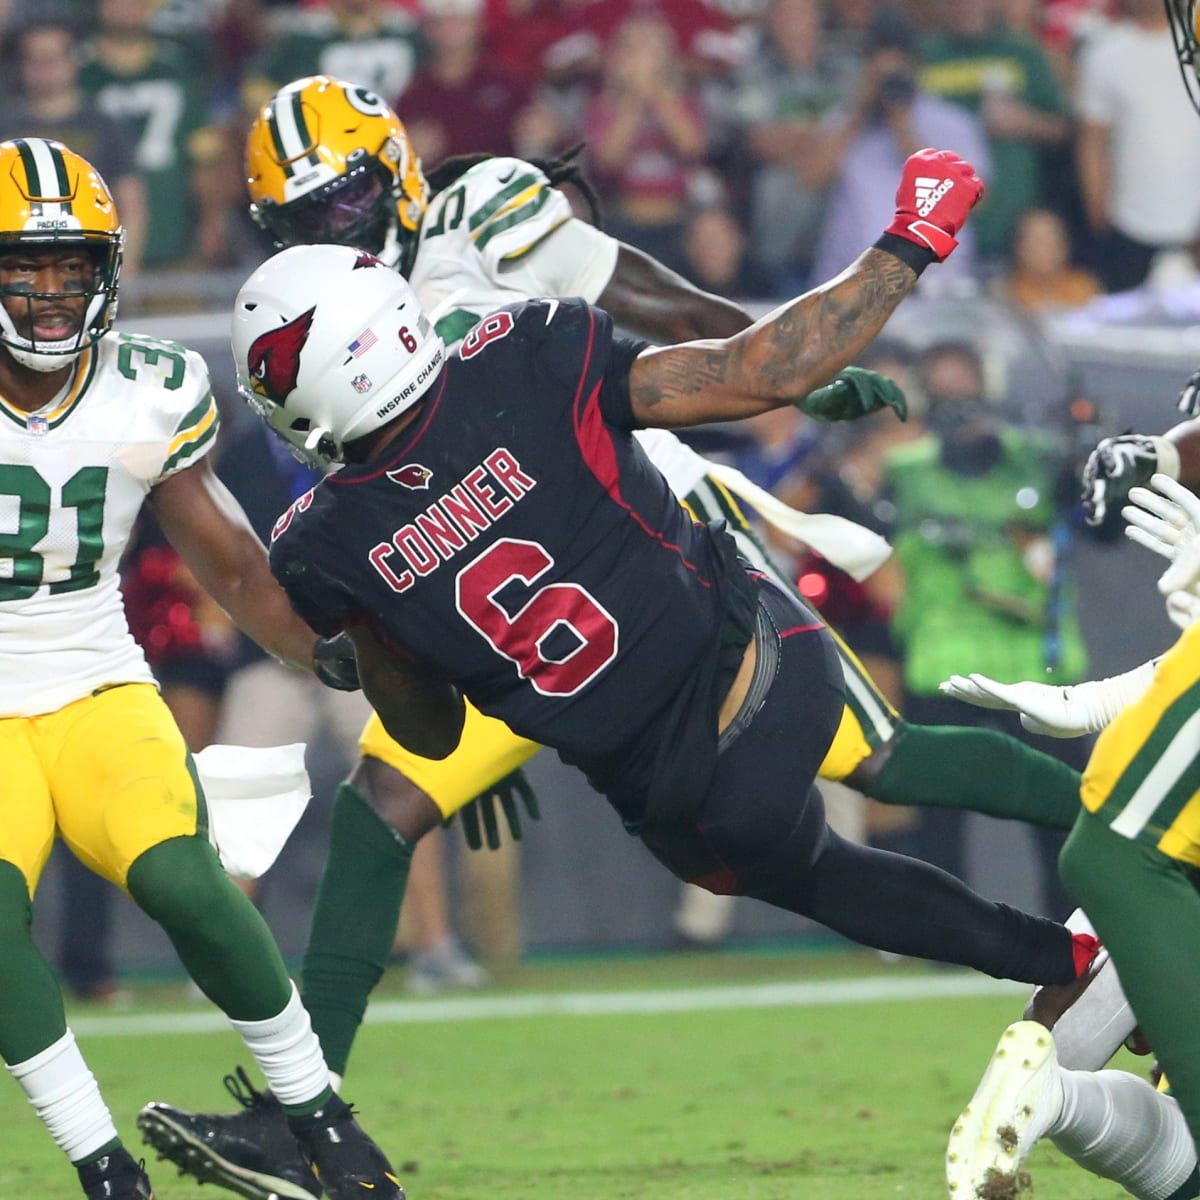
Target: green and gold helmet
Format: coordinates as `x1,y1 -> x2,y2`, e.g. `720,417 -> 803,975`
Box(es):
246,75 -> 428,273
0,137 -> 124,371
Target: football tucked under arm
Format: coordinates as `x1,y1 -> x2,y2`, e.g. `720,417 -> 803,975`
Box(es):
345,624 -> 465,760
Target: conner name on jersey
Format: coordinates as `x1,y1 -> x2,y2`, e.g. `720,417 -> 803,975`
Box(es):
269,448 -> 539,591
369,447 -> 536,593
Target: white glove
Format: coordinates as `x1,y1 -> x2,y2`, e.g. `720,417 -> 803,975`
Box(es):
1166,589 -> 1200,630
939,662 -> 1158,737
1123,473 -> 1197,561
939,674 -> 1094,737
1123,473 -> 1200,629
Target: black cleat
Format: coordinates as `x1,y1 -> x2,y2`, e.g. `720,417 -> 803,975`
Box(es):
137,1066 -> 320,1200
288,1097 -> 404,1200
79,1148 -> 154,1199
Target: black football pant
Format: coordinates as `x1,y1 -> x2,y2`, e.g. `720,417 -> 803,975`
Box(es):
639,583 -> 1077,987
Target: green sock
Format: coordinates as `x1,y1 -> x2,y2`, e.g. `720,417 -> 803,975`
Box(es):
0,862 -> 68,1063
870,723 -> 1082,830
1061,813 -> 1200,1148
1166,1168 -> 1200,1200
75,1140 -> 122,1169
302,783 -> 414,1077
127,837 -> 291,1020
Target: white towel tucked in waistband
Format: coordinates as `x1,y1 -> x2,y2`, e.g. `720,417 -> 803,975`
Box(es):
705,462 -> 892,582
193,743 -> 311,880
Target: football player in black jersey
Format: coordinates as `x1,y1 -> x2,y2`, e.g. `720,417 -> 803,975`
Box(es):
237,149 -> 1107,960
238,141 -> 1104,1006
232,153 -> 1106,983
136,88 -> 1105,1200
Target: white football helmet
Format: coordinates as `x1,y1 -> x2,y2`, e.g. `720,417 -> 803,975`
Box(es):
231,244 -> 445,467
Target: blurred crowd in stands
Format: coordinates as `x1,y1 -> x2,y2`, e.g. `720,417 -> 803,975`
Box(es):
0,0 -> 1174,981
1,0 -> 1196,309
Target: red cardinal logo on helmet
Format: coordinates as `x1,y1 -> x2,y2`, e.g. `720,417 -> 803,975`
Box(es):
247,307 -> 316,405
387,464 -> 432,489
354,251 -> 385,270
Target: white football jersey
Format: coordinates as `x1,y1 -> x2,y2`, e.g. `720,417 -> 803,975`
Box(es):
408,156 -> 711,499
0,332 -> 218,716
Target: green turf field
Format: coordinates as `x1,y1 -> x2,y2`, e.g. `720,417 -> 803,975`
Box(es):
2,947 -> 1138,1199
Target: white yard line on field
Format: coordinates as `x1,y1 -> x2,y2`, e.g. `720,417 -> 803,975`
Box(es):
70,973 -> 1027,1039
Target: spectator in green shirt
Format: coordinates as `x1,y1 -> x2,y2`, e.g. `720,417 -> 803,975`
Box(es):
80,0 -> 233,269
241,0 -> 421,119
882,339 -> 1089,915
920,0 -> 1071,264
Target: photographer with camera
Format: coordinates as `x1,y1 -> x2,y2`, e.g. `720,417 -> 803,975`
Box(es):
879,340 -> 1091,919
804,11 -> 991,288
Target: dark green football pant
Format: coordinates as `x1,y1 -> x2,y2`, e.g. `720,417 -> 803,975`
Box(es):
871,720 -> 1082,830
0,835 -> 291,1066
1061,812 -> 1200,1153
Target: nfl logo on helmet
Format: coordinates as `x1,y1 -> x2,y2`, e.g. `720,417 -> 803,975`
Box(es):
352,373 -> 372,394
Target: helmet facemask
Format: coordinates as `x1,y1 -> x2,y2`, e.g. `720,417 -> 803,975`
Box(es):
240,378 -> 343,469
255,159 -> 396,261
1167,0 -> 1200,115
0,234 -> 123,373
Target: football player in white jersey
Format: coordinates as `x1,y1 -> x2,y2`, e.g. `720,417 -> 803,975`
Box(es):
137,77 -> 1096,1199
0,137 -> 407,1200
929,3 -> 1200,1197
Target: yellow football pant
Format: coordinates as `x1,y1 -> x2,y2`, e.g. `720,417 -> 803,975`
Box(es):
0,683 -> 201,894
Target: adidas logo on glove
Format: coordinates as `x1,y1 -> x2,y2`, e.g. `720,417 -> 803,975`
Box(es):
915,176 -> 954,217
883,148 -> 983,264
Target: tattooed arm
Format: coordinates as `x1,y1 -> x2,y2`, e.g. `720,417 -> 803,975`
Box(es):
625,148 -> 984,428
627,246 -> 917,429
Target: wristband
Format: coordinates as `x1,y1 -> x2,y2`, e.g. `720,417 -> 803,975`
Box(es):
873,232 -> 937,277
1150,436 -> 1182,481
1082,658 -> 1160,731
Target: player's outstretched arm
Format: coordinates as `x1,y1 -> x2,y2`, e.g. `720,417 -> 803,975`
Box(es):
1166,367 -> 1200,490
151,458 -> 323,673
1081,377 -> 1200,527
345,624 -> 465,760
626,148 -> 983,429
598,243 -> 753,343
1169,419 -> 1200,489
939,661 -> 1159,737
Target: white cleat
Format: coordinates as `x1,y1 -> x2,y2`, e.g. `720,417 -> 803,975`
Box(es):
946,1021 -> 1064,1199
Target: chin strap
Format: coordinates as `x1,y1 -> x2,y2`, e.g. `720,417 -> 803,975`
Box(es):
303,426 -> 341,464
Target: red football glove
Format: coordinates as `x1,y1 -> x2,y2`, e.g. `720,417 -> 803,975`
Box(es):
882,148 -> 985,262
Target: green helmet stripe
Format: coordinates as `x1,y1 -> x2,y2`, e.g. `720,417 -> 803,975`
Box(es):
268,101 -> 292,177
268,90 -> 319,180
14,139 -> 41,194
13,138 -> 74,214
46,142 -> 73,212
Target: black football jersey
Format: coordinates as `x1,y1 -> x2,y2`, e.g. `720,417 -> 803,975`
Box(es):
270,299 -> 757,801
